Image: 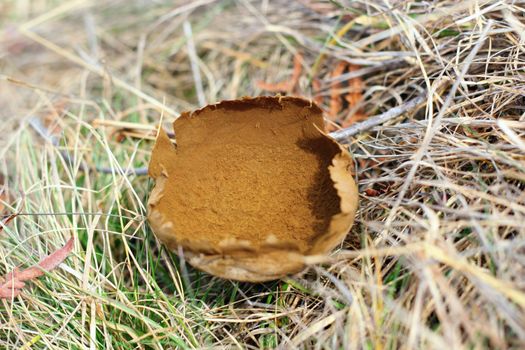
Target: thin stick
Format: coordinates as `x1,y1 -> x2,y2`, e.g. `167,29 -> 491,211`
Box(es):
330,95 -> 426,143
2,212 -> 145,221
30,92 -> 428,177
93,93 -> 428,144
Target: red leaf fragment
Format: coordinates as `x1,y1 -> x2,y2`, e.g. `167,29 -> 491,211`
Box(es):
329,61 -> 348,118
342,64 -> 368,127
365,188 -> 379,197
0,237 -> 74,299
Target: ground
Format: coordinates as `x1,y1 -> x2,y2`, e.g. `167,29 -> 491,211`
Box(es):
0,0 -> 524,349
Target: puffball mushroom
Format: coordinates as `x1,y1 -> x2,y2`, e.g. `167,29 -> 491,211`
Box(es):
147,96 -> 358,282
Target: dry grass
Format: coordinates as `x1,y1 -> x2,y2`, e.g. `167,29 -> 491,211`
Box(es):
1,0 -> 525,348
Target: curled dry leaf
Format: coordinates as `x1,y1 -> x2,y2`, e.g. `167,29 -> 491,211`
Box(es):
147,96 -> 358,282
329,61 -> 348,119
343,64 -> 368,126
0,237 -> 74,299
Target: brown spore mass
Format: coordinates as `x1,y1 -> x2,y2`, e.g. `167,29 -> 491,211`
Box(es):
151,97 -> 339,253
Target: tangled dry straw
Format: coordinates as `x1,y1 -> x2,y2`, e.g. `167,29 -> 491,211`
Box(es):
0,0 -> 524,348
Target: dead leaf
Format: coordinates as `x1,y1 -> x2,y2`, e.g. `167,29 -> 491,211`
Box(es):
147,96 -> 358,282
329,61 -> 348,119
342,64 -> 368,127
0,237 -> 74,299
344,64 -> 364,109
257,53 -> 303,94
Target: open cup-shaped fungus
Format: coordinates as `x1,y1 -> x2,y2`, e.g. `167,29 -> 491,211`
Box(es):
147,96 -> 358,282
